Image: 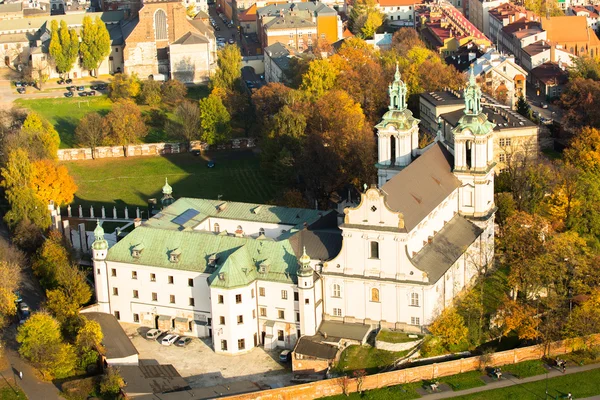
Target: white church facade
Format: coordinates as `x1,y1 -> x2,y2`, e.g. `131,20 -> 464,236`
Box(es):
90,69 -> 495,354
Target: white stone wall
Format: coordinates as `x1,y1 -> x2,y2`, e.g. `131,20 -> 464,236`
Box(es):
211,284 -> 258,354
193,218 -> 293,239
169,41 -> 215,83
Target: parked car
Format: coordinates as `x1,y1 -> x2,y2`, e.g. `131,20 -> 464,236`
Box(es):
207,160 -> 215,168
19,302 -> 30,313
14,81 -> 23,87
16,88 -> 26,94
279,349 -> 291,362
88,90 -> 96,96
228,38 -> 235,44
161,334 -> 179,346
14,290 -> 22,303
175,337 -> 192,347
78,91 -> 88,97
96,83 -> 107,90
76,85 -> 85,91
57,79 -> 66,85
66,78 -> 73,84
146,329 -> 163,340
541,102 -> 548,109
65,92 -> 73,98
66,86 -> 75,91
214,25 -> 220,31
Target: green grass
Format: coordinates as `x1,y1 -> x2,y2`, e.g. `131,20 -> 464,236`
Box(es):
453,367 -> 600,400
15,96 -> 113,148
376,330 -> 421,344
321,382 -> 421,400
0,385 -> 27,400
502,360 -> 547,378
335,345 -> 409,375
439,371 -> 486,391
64,150 -> 278,208
542,147 -> 563,160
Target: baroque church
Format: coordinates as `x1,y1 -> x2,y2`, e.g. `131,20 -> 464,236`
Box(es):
90,69 -> 495,355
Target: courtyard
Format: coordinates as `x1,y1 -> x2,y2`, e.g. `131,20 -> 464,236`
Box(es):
120,322 -> 293,389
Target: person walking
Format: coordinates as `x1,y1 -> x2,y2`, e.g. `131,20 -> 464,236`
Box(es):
19,371 -> 22,380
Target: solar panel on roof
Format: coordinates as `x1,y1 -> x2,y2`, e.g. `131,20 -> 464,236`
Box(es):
171,208 -> 200,226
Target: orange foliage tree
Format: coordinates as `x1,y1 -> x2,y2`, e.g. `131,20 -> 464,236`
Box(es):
31,159 -> 77,206
497,299 -> 540,341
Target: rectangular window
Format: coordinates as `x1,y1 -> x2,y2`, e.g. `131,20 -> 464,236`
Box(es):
289,33 -> 293,38
238,338 -> 245,350
170,295 -> 175,304
296,312 -> 300,322
111,268 -> 117,277
278,310 -> 285,319
277,330 -> 284,341
370,241 -> 379,259
219,316 -> 225,325
112,287 -> 118,296
133,313 -> 139,323
188,278 -> 194,287
236,294 -> 242,304
150,273 -> 156,282
133,290 -> 139,298
294,292 -> 299,301
410,293 -> 420,307
97,268 -> 100,275
499,153 -> 506,163
252,309 -> 256,319
237,315 -> 243,324
259,287 -> 265,296
305,299 -> 309,305
260,307 -> 267,317
221,340 -> 228,351
281,290 -> 288,300
152,292 -> 158,301
218,295 -> 224,304
189,298 -> 195,306
168,275 -> 174,284
132,271 -> 137,279
114,311 -> 120,320
411,317 -> 420,325
333,308 -> 342,317
251,288 -> 255,298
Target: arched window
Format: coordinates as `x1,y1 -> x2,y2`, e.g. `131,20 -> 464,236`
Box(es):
154,9 -> 168,40
410,292 -> 419,306
465,141 -> 472,169
370,241 -> 379,259
371,288 -> 380,302
333,284 -> 341,298
390,135 -> 396,165
214,223 -> 220,233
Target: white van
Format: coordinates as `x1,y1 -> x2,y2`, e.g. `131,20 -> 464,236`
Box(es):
146,329 -> 163,340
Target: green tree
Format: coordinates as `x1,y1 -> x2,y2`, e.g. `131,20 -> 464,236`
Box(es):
80,16 -> 111,76
516,95 -> 533,120
429,307 -> 469,348
138,80 -> 162,107
49,20 -> 79,76
0,261 -> 22,328
349,0 -> 384,39
565,289 -> 600,346
75,113 -> 107,156
161,79 -> 188,104
76,317 -> 103,351
16,312 -> 76,379
21,112 -> 60,160
100,367 -> 125,396
212,44 -> 242,91
104,99 -> 148,145
32,230 -> 70,290
108,73 -> 141,99
199,93 -> 231,144
300,59 -> 338,99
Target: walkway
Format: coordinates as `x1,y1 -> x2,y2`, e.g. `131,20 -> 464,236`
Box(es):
0,346 -> 61,400
422,363 -> 600,399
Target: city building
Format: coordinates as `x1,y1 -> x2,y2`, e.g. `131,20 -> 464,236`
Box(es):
416,3 -> 491,56
470,48 -> 527,109
541,15 -> 600,57
257,2 -> 342,52
497,18 -> 545,65
444,41 -> 487,72
529,61 -> 569,99
264,42 -> 297,83
92,72 -> 496,356
420,87 -> 538,170
488,2 -> 536,46
467,0 -> 508,37
568,5 -> 599,30
521,40 -> 574,72
376,0 -> 422,28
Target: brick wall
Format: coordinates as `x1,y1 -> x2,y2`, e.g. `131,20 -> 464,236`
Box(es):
292,357 -> 331,374
221,334 -> 600,400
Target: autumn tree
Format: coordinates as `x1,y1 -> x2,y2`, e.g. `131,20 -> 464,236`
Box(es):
564,127 -> 600,173
212,44 -> 242,91
76,317 -> 103,370
104,99 -> 148,145
199,93 -> 231,144
100,367 -> 125,396
21,112 -> 60,160
108,73 -> 141,99
565,289 -> 600,347
138,80 -> 162,107
0,261 -> 22,328
429,307 -> 469,349
391,28 -> 424,54
161,79 -> 188,104
168,101 -> 201,143
496,299 -> 540,340
75,113 -> 107,155
32,230 -> 70,290
560,78 -> 600,129
48,20 -> 79,77
252,83 -> 294,130
17,312 -> 76,379
300,59 -> 338,99
349,0 -> 385,39
80,16 -> 111,76
31,159 -> 77,207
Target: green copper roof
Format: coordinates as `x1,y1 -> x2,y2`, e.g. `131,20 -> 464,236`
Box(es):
452,113 -> 495,136
92,220 -> 108,251
375,109 -> 420,131
162,178 -> 173,195
145,198 -> 329,234
106,226 -> 300,287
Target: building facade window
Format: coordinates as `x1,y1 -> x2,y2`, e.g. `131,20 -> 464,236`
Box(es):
294,292 -> 299,301
370,241 -> 379,259
219,316 -> 225,325
188,278 -> 194,287
112,287 -> 118,296
111,268 -> 117,277
260,307 -> 267,317
333,308 -> 342,317
214,223 -> 220,233
237,315 -> 243,324
281,290 -> 288,300
296,312 -> 300,322
133,289 -> 139,298
499,138 -> 511,147
132,271 -> 137,279
411,317 -> 420,325
189,297 -> 195,306
251,288 -> 255,298
221,340 -> 227,351
133,313 -> 139,323
277,330 -> 284,341
168,276 -> 174,284
371,288 -> 380,302
218,295 -> 224,304
154,9 -> 168,40
238,338 -> 245,350
278,309 -> 285,319
114,311 -> 120,320
259,287 -> 265,296
236,294 -> 242,303
252,309 -> 256,319
150,273 -> 156,282
333,284 -> 341,298
410,293 -> 420,307
170,295 -> 175,304
152,292 -> 158,301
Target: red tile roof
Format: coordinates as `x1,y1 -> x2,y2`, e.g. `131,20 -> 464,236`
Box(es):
377,0 -> 423,6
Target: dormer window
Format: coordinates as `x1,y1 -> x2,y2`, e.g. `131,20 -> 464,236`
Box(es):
214,223 -> 220,233
170,249 -> 181,263
259,227 -> 265,236
209,254 -> 219,266
218,272 -> 225,280
132,243 -> 145,258
259,260 -> 270,274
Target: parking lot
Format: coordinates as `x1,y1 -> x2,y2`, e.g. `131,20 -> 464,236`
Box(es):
121,323 -> 293,389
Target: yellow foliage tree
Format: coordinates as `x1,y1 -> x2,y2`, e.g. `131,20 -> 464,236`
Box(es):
31,159 -> 77,207
21,112 -> 60,160
429,307 -> 469,347
498,299 -> 540,340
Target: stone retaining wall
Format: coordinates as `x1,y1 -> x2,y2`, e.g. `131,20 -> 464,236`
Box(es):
375,339 -> 422,352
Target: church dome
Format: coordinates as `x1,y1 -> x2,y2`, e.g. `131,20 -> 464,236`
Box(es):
454,113 -> 495,136
377,108 -> 419,131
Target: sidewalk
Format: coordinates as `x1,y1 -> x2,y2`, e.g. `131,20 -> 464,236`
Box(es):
421,363 -> 600,399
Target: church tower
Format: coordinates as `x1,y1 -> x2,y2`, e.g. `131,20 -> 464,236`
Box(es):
375,65 -> 420,187
91,220 -> 110,313
161,177 -> 175,209
297,248 -> 317,337
452,68 -> 496,224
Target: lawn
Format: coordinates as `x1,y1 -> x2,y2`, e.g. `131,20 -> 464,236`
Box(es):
439,371 -> 486,391
376,330 -> 421,344
63,150 -> 278,208
501,360 -> 547,378
321,382 -> 421,400
15,96 -> 113,148
0,383 -> 27,400
335,345 -> 409,375
453,367 -> 600,400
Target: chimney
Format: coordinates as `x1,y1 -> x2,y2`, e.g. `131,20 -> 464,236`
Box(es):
550,43 -> 556,61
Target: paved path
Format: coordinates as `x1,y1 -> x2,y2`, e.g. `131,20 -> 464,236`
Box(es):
421,363 -> 600,399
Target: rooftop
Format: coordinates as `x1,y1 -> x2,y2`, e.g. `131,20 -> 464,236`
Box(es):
522,40 -> 550,56
530,61 -> 569,85
120,365 -> 189,397
441,103 -> 536,131
264,14 -> 316,30
0,10 -> 124,34
257,1 -> 337,17
501,17 -> 543,36
377,0 -> 423,6
421,90 -> 465,106
84,312 -> 138,360
542,15 -> 600,45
